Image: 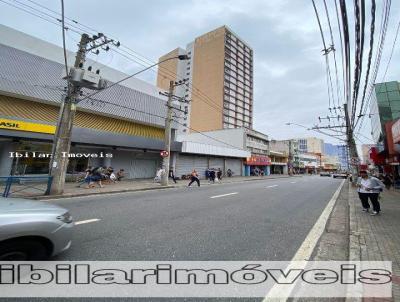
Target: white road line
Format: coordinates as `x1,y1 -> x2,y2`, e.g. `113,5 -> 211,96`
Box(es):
290,181 -> 297,184
262,179 -> 346,301
266,185 -> 278,188
75,218 -> 101,225
210,192 -> 238,199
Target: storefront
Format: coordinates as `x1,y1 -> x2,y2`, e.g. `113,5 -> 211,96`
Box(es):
244,155 -> 272,176
175,154 -> 243,179
175,141 -> 248,179
0,100 -> 181,179
0,38 -> 181,180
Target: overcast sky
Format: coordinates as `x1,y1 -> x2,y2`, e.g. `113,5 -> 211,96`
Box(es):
1,0 -> 399,147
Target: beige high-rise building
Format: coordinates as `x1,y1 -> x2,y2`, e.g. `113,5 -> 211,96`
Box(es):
296,137 -> 324,154
157,26 -> 254,134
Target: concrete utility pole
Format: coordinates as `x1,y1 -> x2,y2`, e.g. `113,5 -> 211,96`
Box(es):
49,32 -> 114,194
49,34 -> 91,195
344,103 -> 359,179
161,80 -> 175,186
287,140 -> 293,175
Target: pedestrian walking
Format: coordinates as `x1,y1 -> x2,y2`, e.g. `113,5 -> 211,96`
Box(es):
209,169 -> 216,183
169,168 -> 177,184
382,173 -> 393,190
217,168 -> 222,181
188,169 -> 200,187
356,170 -> 385,216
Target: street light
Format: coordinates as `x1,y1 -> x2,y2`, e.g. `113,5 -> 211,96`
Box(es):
285,122 -> 310,130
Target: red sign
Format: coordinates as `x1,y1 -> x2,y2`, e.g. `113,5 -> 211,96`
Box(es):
245,156 -> 271,166
392,119 -> 400,144
160,150 -> 169,157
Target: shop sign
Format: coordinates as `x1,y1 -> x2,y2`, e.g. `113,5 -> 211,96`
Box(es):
245,155 -> 271,166
392,119 -> 400,144
0,118 -> 56,134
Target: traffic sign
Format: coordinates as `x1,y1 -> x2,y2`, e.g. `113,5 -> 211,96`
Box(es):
160,150 -> 169,157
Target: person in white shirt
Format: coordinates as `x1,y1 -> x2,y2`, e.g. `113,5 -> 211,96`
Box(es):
356,170 -> 385,216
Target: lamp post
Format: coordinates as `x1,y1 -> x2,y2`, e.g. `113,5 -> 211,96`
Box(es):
158,55 -> 190,186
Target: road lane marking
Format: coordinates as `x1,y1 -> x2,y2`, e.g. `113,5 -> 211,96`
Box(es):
210,192 -> 238,199
290,181 -> 297,184
266,185 -> 278,188
75,218 -> 101,225
263,179 -> 346,301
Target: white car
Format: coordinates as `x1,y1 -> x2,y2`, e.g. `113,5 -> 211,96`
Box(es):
0,197 -> 74,260
320,171 -> 331,177
333,172 -> 348,179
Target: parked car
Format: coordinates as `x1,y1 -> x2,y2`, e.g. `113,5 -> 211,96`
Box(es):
0,198 -> 74,260
333,171 -> 348,179
320,171 -> 331,177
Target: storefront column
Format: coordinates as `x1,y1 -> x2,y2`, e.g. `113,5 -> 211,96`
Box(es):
245,165 -> 250,176
265,165 -> 271,175
283,165 -> 288,174
0,142 -> 16,176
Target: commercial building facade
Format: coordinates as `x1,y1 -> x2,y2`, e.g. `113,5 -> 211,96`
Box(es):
177,128 -> 272,177
0,25 -> 180,179
157,26 -> 254,133
176,128 -> 250,178
369,81 -> 400,179
0,25 -> 257,182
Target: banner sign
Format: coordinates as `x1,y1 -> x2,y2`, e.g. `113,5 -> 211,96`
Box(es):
0,118 -> 56,134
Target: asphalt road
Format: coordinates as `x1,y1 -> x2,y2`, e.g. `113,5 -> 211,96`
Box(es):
54,175 -> 343,261
1,176 -> 344,302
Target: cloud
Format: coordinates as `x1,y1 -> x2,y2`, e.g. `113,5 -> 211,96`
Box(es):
1,0 -> 399,145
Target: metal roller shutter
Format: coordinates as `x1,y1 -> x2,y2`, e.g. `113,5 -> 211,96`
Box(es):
194,156 -> 208,179
225,158 -> 242,176
209,157 -> 224,170
130,159 -> 157,179
176,154 -> 195,179
176,154 -> 208,179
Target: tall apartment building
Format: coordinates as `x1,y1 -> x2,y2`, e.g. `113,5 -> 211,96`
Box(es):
157,26 -> 254,133
296,137 -> 324,154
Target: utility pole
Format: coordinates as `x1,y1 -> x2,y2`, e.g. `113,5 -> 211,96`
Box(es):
49,34 -> 91,195
49,33 -> 115,195
161,80 -> 175,186
344,103 -> 359,180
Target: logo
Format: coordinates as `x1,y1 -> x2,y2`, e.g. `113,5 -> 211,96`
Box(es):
0,121 -> 20,128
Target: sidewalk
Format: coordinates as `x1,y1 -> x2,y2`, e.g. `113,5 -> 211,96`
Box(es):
18,174 -> 299,200
348,183 -> 400,301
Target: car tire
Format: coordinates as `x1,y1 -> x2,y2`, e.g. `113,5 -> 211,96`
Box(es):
0,239 -> 49,260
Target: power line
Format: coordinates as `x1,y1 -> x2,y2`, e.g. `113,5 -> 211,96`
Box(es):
6,0 -> 228,116
357,0 -> 376,124
323,0 -> 342,111
355,0 -> 392,134
334,0 -> 347,104
0,0 -> 79,34
311,0 -> 337,110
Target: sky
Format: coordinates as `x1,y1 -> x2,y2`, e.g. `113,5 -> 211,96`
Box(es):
0,0 -> 399,148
